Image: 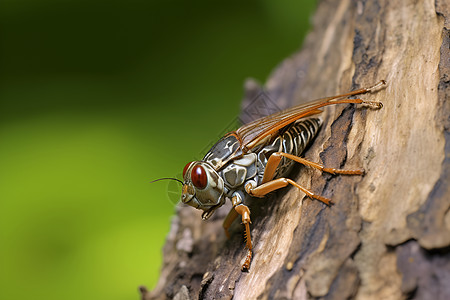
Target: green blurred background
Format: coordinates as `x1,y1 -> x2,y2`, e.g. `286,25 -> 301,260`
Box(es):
0,1 -> 315,299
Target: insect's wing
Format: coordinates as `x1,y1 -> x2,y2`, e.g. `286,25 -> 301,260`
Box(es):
236,100 -> 324,150
236,80 -> 386,152
236,91 -> 360,150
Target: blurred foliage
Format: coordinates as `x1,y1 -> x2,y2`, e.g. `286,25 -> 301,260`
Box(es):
0,0 -> 315,299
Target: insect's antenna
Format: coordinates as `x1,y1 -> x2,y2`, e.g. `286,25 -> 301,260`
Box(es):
149,178 -> 184,185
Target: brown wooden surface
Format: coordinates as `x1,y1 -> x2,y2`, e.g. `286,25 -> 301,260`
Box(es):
142,0 -> 450,299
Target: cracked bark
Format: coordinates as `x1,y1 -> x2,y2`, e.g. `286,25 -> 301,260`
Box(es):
142,0 -> 450,299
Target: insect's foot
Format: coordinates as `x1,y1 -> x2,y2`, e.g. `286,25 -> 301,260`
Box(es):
241,249 -> 252,272
367,79 -> 387,92
362,80 -> 385,109
311,194 -> 333,206
374,102 -> 383,109
363,100 -> 383,109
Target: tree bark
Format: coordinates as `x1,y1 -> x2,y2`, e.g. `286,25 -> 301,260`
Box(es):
142,0 -> 450,299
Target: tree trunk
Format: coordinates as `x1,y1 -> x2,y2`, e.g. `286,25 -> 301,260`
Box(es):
142,0 -> 450,299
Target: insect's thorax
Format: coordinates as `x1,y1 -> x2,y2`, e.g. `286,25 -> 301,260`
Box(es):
203,134 -> 243,171
203,118 -> 321,195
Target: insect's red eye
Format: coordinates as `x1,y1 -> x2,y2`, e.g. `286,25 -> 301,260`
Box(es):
191,165 -> 207,189
183,162 -> 193,178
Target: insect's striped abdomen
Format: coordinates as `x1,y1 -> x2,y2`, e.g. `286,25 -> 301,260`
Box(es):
256,118 -> 322,180
284,118 -> 321,158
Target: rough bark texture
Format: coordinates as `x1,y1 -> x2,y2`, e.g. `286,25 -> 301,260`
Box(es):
142,0 -> 450,299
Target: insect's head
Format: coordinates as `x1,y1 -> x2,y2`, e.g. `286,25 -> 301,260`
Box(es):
181,161 -> 225,220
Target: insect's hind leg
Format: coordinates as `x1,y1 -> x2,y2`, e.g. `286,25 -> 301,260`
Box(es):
328,97 -> 383,109
254,151 -> 366,205
276,153 -> 365,175
261,152 -> 364,185
324,80 -> 386,106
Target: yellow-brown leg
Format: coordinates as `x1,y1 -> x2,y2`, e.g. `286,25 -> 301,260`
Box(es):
322,80 -> 386,104
282,153 -> 364,175
234,204 -> 252,271
262,152 -> 364,185
246,178 -> 332,205
223,208 -> 239,238
327,97 -> 383,109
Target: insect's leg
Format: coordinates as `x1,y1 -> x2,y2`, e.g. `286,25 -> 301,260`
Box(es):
223,208 -> 239,239
261,152 -> 363,187
234,203 -> 253,271
261,152 -> 283,184
323,80 -> 386,102
275,152 -> 364,175
246,178 -> 332,205
328,97 -> 383,109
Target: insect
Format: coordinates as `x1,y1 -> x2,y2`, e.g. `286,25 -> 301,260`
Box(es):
157,80 -> 386,271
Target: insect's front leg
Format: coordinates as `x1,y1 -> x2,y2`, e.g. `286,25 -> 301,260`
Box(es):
231,193 -> 253,271
222,208 -> 238,239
